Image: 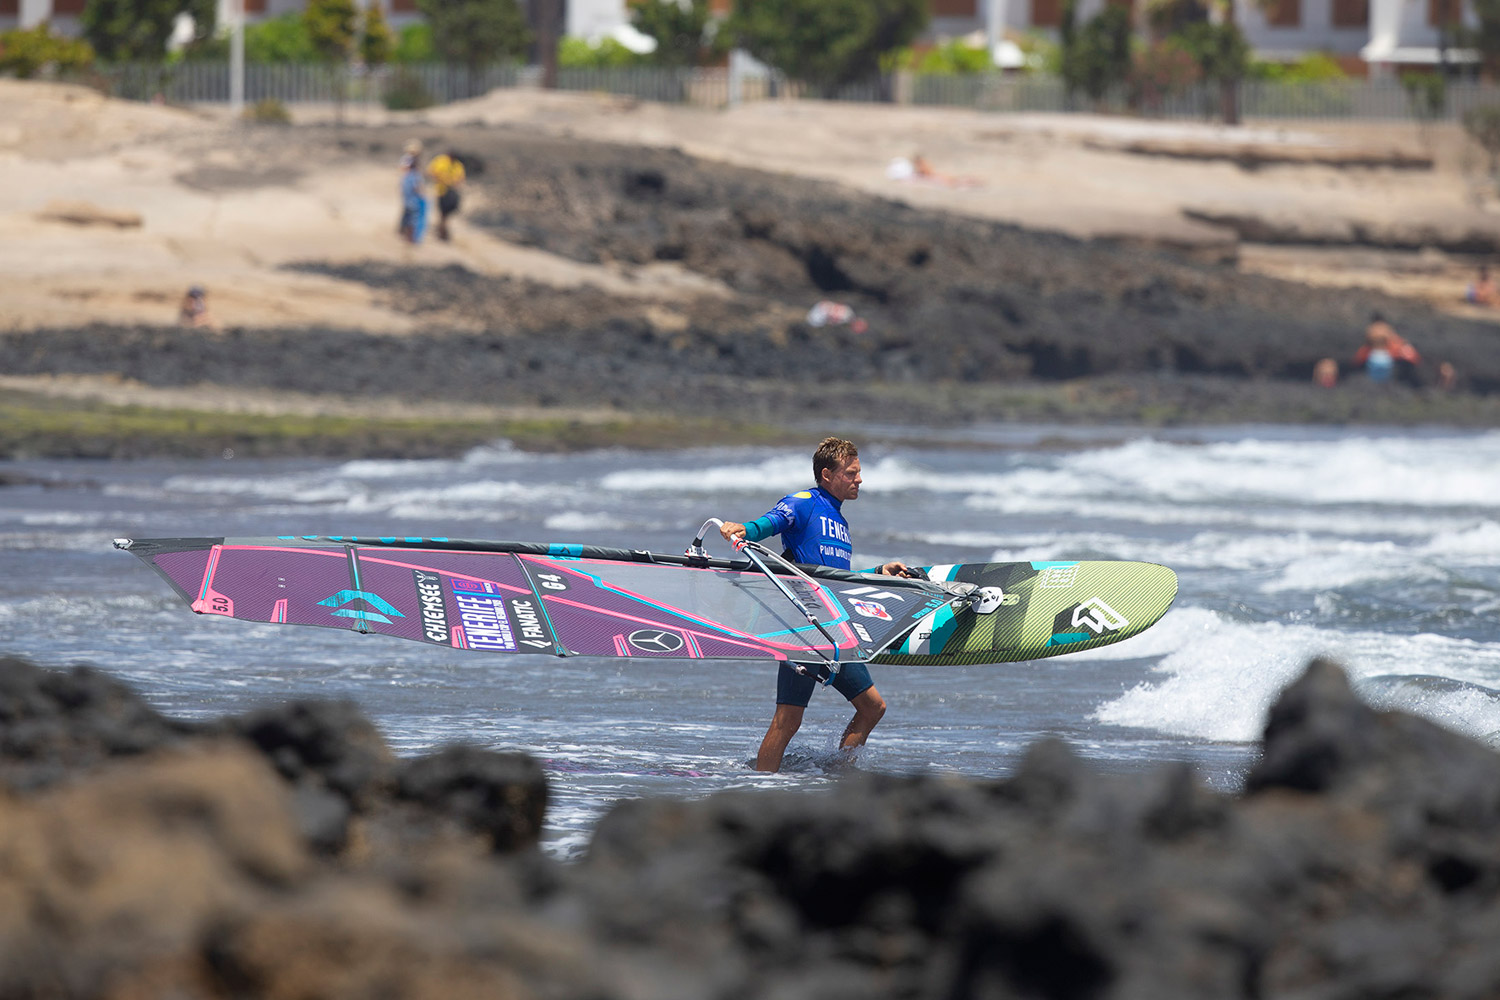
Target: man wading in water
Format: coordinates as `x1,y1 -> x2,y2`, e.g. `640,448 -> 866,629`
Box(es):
719,437 -> 918,772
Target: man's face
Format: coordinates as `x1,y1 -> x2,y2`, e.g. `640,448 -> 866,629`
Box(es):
822,457 -> 863,502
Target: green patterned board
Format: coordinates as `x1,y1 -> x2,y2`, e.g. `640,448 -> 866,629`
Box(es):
874,560 -> 1178,667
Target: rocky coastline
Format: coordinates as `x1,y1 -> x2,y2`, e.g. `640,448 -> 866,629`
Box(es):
5,119 -> 1500,459
5,653 -> 1500,998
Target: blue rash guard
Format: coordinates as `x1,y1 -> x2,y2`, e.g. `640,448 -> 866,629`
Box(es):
742,486 -> 852,569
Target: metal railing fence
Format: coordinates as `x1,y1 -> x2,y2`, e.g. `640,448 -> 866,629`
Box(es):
100,61 -> 523,105
83,61 -> 1500,123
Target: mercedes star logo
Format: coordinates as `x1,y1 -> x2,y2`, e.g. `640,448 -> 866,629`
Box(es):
628,629 -> 684,653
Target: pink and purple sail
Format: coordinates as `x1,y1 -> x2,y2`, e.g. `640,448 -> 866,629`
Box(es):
116,535 -> 949,664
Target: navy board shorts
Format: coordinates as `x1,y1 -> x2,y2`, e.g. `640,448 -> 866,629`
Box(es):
776,660 -> 874,707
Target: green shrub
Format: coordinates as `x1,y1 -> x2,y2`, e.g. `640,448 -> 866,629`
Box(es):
360,3 -> 393,66
1251,50 -> 1348,81
559,35 -> 645,68
393,21 -> 434,62
244,12 -> 317,62
0,22 -> 95,78
892,37 -> 992,74
243,97 -> 291,123
1059,1 -> 1132,102
382,66 -> 434,109
728,0 -> 929,98
1129,40 -> 1200,112
1400,69 -> 1446,120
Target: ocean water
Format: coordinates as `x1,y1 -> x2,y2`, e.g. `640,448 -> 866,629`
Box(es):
3,424 -> 1500,858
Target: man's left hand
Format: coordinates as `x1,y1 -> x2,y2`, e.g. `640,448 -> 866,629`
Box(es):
880,562 -> 923,579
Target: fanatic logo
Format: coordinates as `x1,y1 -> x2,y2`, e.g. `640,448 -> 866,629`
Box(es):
1072,598 -> 1129,634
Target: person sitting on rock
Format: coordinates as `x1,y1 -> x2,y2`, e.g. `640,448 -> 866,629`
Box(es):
1354,313 -> 1420,386
178,285 -> 217,329
1313,357 -> 1338,388
1466,265 -> 1499,307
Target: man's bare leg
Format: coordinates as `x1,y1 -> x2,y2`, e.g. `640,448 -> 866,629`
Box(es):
756,703 -> 806,772
840,686 -> 887,750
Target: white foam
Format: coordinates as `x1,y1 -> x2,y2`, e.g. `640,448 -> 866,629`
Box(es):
1091,609 -> 1500,744
927,433 -> 1500,513
334,458 -> 442,479
600,454 -> 811,493
963,492 -> 1471,537
355,479 -> 549,519
1266,545 -> 1444,593
544,511 -> 630,532
898,529 -> 1458,593
1355,675 -> 1500,745
16,511 -> 106,527
334,444 -> 532,481
1421,520 -> 1500,560
0,531 -> 120,552
157,471 -> 355,504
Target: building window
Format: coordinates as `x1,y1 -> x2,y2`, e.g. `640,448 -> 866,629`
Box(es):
244,0 -> 266,12
391,0 -> 417,12
933,0 -> 979,14
1032,0 -> 1061,27
1331,0 -> 1367,26
52,0 -> 85,14
1428,0 -> 1460,24
1265,0 -> 1300,26
0,0 -> 17,14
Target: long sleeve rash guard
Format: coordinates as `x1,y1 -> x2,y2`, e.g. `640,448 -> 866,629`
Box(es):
743,486 -> 852,569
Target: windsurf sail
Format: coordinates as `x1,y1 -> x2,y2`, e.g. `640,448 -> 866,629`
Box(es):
115,535 -> 954,665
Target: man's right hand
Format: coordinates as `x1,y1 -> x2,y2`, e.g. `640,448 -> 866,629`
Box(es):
719,521 -> 748,547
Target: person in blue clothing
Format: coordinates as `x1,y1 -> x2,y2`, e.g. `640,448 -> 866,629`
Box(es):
719,437 -> 917,772
398,142 -> 428,244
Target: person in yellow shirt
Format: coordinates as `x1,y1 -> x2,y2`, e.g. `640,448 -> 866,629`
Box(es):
426,149 -> 466,242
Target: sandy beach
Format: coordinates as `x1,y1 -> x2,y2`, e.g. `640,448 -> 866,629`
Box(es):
2,79 -> 1498,447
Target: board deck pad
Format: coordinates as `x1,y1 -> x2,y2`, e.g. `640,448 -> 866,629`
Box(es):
117,536 -> 1176,668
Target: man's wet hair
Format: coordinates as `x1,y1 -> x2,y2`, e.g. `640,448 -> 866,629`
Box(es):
813,437 -> 858,484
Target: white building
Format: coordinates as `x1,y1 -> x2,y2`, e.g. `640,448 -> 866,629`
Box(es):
931,0 -> 1477,73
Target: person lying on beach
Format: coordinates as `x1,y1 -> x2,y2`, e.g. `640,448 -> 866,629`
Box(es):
886,153 -> 983,189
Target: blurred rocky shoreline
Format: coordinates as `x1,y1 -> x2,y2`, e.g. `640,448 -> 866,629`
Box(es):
6,653 -> 1500,998
6,105 -> 1500,456
8,126 -> 1500,458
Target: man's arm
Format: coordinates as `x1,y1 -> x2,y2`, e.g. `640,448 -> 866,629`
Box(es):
719,515 -> 778,547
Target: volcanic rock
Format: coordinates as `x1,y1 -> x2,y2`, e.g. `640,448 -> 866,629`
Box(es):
4,654 -> 1500,999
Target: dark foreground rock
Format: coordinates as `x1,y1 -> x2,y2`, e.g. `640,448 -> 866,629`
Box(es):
4,654 -> 1500,999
